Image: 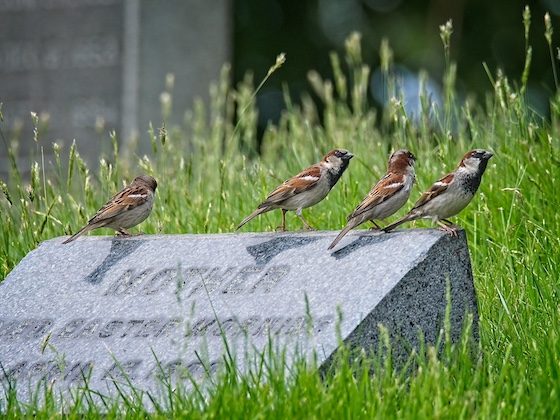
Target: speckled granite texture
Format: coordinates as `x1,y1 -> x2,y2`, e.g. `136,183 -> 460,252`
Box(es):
0,229 -> 478,400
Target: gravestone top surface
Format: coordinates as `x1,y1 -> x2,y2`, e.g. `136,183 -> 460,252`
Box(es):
0,229 -> 478,402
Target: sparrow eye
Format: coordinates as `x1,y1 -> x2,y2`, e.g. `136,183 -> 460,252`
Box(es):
335,150 -> 346,158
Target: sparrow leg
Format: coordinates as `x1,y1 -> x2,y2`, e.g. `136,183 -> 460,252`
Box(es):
436,220 -> 458,237
276,209 -> 287,232
441,219 -> 454,226
116,228 -> 132,237
369,221 -> 382,231
296,208 -> 315,231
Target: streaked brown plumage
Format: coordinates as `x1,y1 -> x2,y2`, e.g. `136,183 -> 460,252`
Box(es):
383,149 -> 493,235
63,175 -> 157,244
328,149 -> 416,250
237,149 -> 353,231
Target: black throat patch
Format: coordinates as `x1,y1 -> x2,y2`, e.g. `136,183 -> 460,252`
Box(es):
326,161 -> 350,189
462,159 -> 489,195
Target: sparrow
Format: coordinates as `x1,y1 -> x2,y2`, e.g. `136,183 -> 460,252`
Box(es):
328,149 -> 416,250
237,149 -> 354,231
383,149 -> 493,235
62,175 -> 158,244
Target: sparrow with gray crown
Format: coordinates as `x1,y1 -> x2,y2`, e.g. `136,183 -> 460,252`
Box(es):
383,149 -> 493,235
328,149 -> 416,250
237,149 -> 353,231
63,175 -> 157,244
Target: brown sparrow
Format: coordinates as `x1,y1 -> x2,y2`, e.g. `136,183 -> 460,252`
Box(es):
383,149 -> 493,235
237,149 -> 354,231
328,149 -> 416,250
63,175 -> 157,244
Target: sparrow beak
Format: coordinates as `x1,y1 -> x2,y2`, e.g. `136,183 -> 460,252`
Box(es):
483,151 -> 494,160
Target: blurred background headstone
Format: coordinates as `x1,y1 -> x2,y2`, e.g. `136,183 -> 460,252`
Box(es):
0,0 -> 231,175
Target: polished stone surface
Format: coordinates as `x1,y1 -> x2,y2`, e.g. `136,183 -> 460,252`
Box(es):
0,229 -> 478,401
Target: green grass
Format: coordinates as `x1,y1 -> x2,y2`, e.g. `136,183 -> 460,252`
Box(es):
1,13 -> 560,418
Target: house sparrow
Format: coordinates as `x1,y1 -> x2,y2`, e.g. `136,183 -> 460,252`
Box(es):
328,149 -> 416,250
62,175 -> 157,244
237,149 -> 354,231
383,149 -> 493,235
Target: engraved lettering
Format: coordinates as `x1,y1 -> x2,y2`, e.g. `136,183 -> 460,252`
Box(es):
103,264 -> 289,297
222,266 -> 262,294
257,317 -> 284,336
103,269 -> 153,296
164,359 -> 188,378
142,268 -> 178,295
2,320 -> 28,339
281,316 -> 306,335
29,318 -> 53,338
26,360 -> 62,381
56,318 -> 86,338
188,267 -> 237,297
0,318 -> 54,339
0,36 -> 119,73
102,359 -> 143,381
64,361 -> 94,385
154,318 -> 182,337
181,267 -> 208,289
251,265 -> 290,293
134,319 -> 165,338
190,318 -> 215,336
3,361 -> 28,380
119,319 -> 145,338
0,0 -> 119,12
313,315 -> 334,334
208,360 -> 222,374
242,316 -> 262,336
71,36 -> 119,68
98,320 -> 124,338
76,319 -> 103,338
186,361 -> 203,377
211,318 -> 238,336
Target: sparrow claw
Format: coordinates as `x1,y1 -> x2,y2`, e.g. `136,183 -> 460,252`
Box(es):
437,225 -> 459,237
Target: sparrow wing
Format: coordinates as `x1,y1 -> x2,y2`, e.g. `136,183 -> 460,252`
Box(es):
89,183 -> 150,224
349,172 -> 405,219
412,172 -> 454,209
260,164 -> 321,206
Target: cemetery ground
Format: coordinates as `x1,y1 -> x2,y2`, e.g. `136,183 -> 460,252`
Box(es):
1,28 -> 560,417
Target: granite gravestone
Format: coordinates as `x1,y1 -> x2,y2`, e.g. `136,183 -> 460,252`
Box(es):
0,0 -> 230,174
0,229 -> 478,401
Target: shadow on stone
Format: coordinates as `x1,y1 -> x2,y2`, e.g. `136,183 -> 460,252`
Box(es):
246,236 -> 321,265
331,232 -> 392,260
83,239 -> 144,284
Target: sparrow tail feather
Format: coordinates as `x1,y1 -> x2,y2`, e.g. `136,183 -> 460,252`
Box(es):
62,224 -> 93,244
236,207 -> 272,231
383,212 -> 417,232
328,218 -> 360,250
